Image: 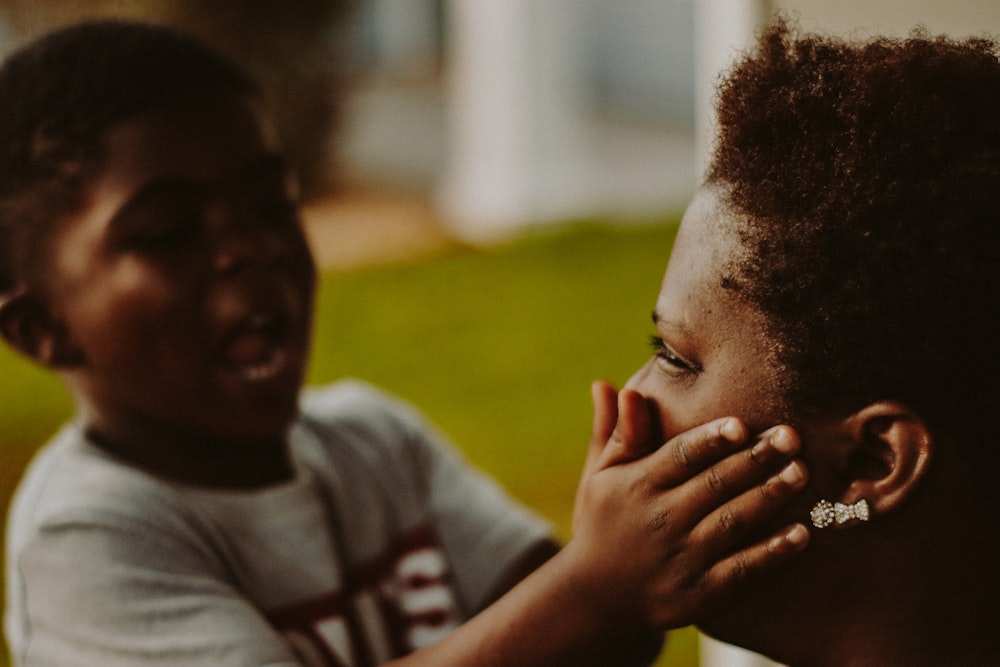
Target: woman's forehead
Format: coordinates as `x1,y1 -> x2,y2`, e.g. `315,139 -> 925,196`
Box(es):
669,189 -> 743,286
658,188 -> 765,344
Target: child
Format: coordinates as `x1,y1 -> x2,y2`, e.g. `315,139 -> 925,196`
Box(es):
627,18 -> 1000,665
0,21 -> 809,666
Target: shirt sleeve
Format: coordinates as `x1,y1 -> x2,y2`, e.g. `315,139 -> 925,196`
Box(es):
11,510 -> 303,667
406,413 -> 555,610
306,381 -> 555,613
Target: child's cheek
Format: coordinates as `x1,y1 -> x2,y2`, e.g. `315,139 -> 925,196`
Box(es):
72,258 -> 190,361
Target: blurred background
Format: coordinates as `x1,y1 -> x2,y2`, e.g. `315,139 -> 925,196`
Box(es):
1,2 -> 998,666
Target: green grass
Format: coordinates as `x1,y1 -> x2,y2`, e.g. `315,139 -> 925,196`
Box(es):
0,219 -> 701,666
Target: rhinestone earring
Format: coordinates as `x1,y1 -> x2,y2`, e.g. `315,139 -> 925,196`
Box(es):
810,498 -> 870,528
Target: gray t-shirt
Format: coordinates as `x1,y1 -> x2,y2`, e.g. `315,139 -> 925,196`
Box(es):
5,381 -> 552,667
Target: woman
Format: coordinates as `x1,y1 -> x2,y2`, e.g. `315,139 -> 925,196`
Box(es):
627,19 -> 1000,666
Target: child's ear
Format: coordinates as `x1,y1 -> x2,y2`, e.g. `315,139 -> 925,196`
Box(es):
0,288 -> 83,368
838,400 -> 933,517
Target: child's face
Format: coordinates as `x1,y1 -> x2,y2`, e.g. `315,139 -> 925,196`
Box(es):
41,92 -> 316,450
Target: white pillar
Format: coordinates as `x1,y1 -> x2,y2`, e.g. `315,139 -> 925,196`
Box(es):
369,0 -> 439,77
693,0 -> 770,177
438,0 -> 588,242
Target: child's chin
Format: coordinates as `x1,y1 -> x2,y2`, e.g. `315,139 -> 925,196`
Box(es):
219,401 -> 299,446
220,373 -> 304,430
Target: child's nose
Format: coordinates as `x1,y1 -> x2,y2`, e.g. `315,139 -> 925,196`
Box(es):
210,208 -> 285,274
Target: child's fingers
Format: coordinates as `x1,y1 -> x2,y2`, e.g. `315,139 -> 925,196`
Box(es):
642,416 -> 751,488
689,455 -> 809,560
670,425 -> 802,520
699,522 -> 810,597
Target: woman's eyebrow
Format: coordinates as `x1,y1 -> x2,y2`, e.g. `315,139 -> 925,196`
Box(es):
651,308 -> 680,329
652,308 -> 694,339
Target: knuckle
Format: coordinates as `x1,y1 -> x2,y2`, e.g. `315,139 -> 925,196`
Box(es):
648,508 -> 673,533
716,506 -> 741,534
629,471 -> 653,496
671,436 -> 692,468
677,564 -> 700,589
726,553 -> 752,585
705,466 -> 729,495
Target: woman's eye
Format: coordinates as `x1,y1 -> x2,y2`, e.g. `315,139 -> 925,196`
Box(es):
648,335 -> 699,377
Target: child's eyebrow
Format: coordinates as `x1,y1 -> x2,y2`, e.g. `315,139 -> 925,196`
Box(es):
108,153 -> 292,226
108,178 -> 208,227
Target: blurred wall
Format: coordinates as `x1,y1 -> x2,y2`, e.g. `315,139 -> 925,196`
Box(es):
779,0 -> 1000,37
0,0 -> 355,198
432,0 -> 1000,240
2,1 -> 998,243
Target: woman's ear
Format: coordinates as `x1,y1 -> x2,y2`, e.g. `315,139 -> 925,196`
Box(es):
0,288 -> 83,368
839,400 -> 933,517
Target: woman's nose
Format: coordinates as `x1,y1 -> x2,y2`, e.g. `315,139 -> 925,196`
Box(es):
624,359 -> 652,391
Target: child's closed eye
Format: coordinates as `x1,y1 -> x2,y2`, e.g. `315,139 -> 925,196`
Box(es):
110,182 -> 206,251
127,215 -> 201,249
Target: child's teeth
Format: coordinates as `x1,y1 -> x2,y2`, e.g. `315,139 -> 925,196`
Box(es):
241,350 -> 288,381
227,331 -> 271,364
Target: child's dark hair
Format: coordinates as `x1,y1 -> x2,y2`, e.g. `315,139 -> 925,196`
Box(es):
709,18 -> 1000,497
0,20 -> 258,293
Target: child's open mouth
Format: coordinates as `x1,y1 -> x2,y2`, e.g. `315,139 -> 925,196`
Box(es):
219,312 -> 295,382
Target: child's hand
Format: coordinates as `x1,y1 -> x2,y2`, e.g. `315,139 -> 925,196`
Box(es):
567,380 -> 809,631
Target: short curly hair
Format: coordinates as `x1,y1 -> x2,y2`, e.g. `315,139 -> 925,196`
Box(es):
0,20 -> 257,294
709,18 -> 1000,493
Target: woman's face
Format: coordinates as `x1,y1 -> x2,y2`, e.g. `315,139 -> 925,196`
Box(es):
627,188 -> 787,439
627,188 -> 842,537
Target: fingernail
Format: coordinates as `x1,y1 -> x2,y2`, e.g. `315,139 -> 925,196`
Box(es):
779,460 -> 805,485
770,427 -> 799,456
721,418 -> 745,443
786,523 -> 809,545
